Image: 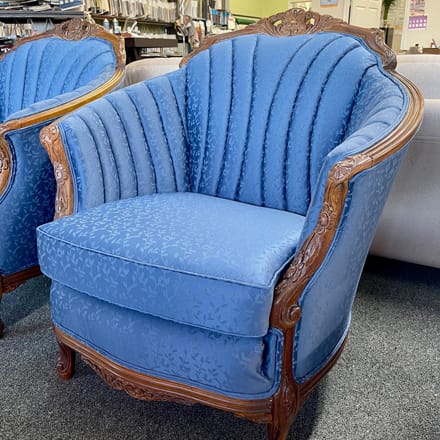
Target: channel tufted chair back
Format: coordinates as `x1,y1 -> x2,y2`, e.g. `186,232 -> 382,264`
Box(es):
0,18 -> 125,336
0,34 -> 118,121
184,33 -> 403,214
36,9 -> 422,440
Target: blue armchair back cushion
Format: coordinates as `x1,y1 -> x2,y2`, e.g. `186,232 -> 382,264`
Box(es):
0,36 -> 117,122
57,33 -> 404,219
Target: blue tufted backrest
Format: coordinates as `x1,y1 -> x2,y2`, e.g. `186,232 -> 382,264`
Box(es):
0,36 -> 117,122
57,32 -> 405,216
184,33 -> 398,215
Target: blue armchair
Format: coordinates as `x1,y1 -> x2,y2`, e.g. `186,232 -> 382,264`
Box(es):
36,10 -> 422,440
0,19 -> 125,335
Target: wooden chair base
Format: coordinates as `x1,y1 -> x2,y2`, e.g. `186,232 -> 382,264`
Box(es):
53,326 -> 346,440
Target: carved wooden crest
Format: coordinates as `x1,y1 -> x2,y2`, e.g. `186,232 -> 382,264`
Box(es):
182,8 -> 396,70
0,18 -> 125,65
54,17 -> 101,40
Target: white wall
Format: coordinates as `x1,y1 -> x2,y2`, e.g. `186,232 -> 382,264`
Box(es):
401,0 -> 440,50
311,0 -> 350,21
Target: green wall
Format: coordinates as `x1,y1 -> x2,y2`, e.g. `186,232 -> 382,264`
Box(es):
261,1 -> 289,17
229,0 -> 289,18
229,0 -> 263,18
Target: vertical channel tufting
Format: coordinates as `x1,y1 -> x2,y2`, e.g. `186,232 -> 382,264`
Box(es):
40,42 -> 79,100
85,98 -> 138,202
186,49 -> 210,192
56,70 -> 192,215
2,52 -> 16,121
147,75 -> 190,193
0,37 -> 115,121
144,82 -> 178,192
76,111 -> 114,203
260,36 -> 318,210
9,45 -> 30,118
196,50 -> 212,192
71,51 -> 111,90
61,113 -> 106,210
306,44 -> 361,202
215,39 -> 236,196
198,40 -> 234,195
107,90 -> 155,197
23,41 -> 45,109
216,36 -> 257,201
183,33 -> 385,215
128,82 -> 180,194
235,36 -> 259,204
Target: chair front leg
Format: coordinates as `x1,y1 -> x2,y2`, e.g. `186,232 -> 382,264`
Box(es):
56,340 -> 76,380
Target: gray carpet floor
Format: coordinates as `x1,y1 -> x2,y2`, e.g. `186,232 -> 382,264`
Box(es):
0,256 -> 439,440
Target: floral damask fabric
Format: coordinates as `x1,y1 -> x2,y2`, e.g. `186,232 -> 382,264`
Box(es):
37,32 -> 411,393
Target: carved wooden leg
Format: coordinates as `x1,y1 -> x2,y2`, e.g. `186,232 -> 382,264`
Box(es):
56,340 -> 76,380
266,326 -> 300,440
267,422 -> 293,440
266,384 -> 297,440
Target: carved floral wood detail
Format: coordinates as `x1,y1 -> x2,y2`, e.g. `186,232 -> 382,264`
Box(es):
56,340 -> 76,380
40,125 -> 74,219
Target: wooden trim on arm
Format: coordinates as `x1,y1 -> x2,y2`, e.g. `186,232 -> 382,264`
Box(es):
270,72 -> 424,330
0,134 -> 11,197
40,124 -> 75,219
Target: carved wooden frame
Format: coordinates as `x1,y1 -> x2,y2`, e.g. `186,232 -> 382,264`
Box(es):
40,8 -> 424,440
0,18 -> 125,335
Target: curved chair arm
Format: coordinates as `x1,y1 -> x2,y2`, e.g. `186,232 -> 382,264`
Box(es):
271,71 -> 423,330
40,71 -> 188,218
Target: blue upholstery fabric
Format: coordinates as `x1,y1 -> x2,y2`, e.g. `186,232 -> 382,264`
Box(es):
38,192 -> 305,337
0,37 -> 116,121
56,34 -> 404,219
0,34 -> 120,277
51,282 -> 284,399
37,32 -> 412,398
0,125 -> 55,275
293,148 -> 407,383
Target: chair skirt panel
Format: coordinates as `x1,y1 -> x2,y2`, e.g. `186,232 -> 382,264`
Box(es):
0,124 -> 55,275
50,282 -> 284,399
37,192 -> 306,337
293,148 -> 408,383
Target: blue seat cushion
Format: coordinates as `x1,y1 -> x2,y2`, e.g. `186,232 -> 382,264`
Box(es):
37,192 -> 305,337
